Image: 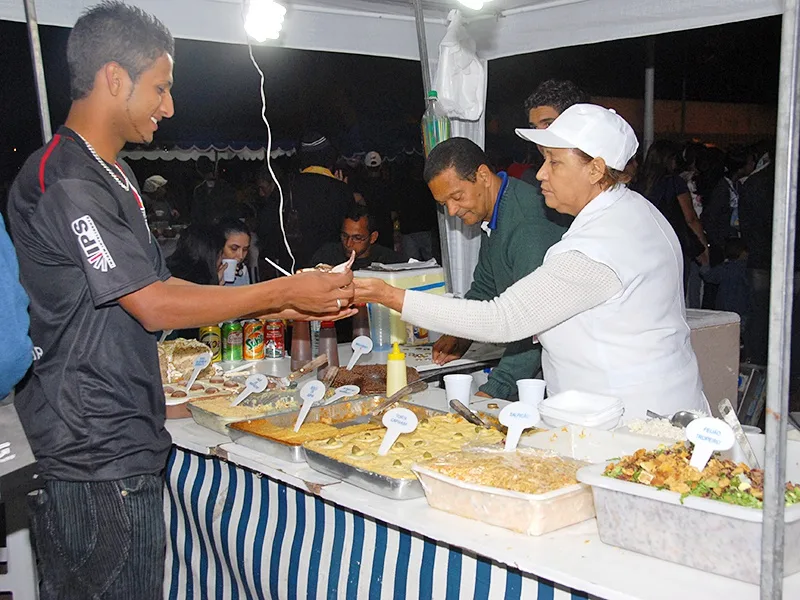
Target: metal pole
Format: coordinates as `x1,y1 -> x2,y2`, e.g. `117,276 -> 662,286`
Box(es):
761,0 -> 800,597
643,37 -> 655,156
23,0 -> 52,143
411,0 -> 432,94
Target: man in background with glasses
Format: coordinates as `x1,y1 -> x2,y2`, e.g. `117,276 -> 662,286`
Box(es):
309,201 -> 407,271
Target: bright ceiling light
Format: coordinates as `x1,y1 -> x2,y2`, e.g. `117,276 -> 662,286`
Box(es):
245,0 -> 287,42
457,0 -> 491,9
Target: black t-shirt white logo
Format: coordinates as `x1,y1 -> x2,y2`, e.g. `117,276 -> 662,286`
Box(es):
72,215 -> 116,272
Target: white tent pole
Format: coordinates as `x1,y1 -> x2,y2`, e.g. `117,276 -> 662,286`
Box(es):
411,0 -> 432,93
761,0 -> 800,596
23,0 -> 52,143
643,37 -> 655,157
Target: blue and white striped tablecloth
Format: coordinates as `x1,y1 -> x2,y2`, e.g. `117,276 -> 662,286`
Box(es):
164,447 -> 597,600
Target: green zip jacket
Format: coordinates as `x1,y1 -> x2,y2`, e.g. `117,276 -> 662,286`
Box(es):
466,176 -> 569,399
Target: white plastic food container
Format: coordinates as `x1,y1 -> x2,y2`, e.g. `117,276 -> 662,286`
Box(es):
413,464 -> 594,536
577,434 -> 800,584
537,390 -> 624,430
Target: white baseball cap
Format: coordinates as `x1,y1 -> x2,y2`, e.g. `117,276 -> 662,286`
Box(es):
515,104 -> 638,171
143,175 -> 167,193
364,151 -> 382,168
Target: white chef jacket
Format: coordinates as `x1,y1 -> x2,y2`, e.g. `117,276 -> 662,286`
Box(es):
537,185 -> 706,420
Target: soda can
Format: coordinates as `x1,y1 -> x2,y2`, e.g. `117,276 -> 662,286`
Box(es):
264,319 -> 285,359
199,325 -> 222,363
222,321 -> 243,362
243,320 -> 265,360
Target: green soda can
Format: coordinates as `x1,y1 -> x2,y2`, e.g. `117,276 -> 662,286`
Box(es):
222,321 -> 243,361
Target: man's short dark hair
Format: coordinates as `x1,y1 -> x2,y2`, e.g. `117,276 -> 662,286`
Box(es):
423,137 -> 491,184
299,132 -> 338,171
524,79 -> 589,114
67,1 -> 174,101
344,202 -> 377,234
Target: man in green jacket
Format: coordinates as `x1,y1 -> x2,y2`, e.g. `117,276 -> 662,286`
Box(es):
425,137 -> 567,399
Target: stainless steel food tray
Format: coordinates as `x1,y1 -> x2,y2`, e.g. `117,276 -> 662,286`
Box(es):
302,401 -> 448,500
187,394 -> 299,436
225,396 -> 435,464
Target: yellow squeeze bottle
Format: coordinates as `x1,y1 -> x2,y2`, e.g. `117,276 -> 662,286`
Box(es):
385,343 -> 407,397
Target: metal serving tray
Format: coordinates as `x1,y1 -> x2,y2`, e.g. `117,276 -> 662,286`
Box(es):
187,394 -> 300,436
226,396 -> 427,464
302,401 -> 448,500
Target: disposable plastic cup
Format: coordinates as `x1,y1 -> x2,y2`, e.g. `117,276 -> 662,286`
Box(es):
517,379 -> 546,406
222,259 -> 237,283
367,303 -> 392,352
444,374 -> 474,407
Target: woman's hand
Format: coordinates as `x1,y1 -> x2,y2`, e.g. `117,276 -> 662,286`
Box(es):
353,278 -> 406,313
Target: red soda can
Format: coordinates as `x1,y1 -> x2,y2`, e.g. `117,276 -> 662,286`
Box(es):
264,319 -> 285,359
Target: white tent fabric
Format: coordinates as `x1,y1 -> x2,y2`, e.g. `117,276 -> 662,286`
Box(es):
119,145 -> 295,162
0,0 -> 782,294
0,0 -> 782,61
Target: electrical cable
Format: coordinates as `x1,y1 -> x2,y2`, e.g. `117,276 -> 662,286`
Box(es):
242,0 -> 296,275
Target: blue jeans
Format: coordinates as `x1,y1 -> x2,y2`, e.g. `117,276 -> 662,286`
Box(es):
28,474 -> 165,600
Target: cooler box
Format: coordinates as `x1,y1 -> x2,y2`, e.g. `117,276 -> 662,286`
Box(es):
354,266 -> 446,347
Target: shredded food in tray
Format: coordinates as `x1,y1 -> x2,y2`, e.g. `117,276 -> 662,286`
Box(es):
189,393 -> 299,419
424,450 -> 585,495
604,443 -> 800,508
231,420 -> 380,445
304,413 -> 504,479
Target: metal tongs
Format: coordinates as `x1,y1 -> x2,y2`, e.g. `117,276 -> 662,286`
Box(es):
449,399 -> 491,428
368,379 -> 429,417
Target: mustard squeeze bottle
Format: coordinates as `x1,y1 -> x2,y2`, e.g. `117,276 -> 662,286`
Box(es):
385,343 -> 407,397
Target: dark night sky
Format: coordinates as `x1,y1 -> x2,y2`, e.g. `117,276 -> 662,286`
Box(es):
0,15 -> 782,180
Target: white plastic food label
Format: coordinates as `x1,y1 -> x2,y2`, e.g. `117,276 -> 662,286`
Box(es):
347,336 -> 374,370
185,352 -> 212,392
325,384 -> 361,405
686,417 -> 735,471
377,407 -> 418,456
230,373 -> 270,407
293,380 -> 327,432
499,403 -> 541,452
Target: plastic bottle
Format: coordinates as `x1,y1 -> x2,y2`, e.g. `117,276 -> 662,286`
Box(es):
421,90 -> 451,157
367,302 -> 392,352
310,320 -> 321,358
318,321 -> 339,379
385,342 -> 407,397
290,320 -> 311,371
351,304 -> 370,339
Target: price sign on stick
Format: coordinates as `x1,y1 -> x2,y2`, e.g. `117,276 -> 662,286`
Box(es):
230,373 -> 269,407
324,384 -> 360,406
499,403 -> 541,452
377,408 -> 419,456
293,380 -> 327,432
686,417 -> 735,471
185,352 -> 212,392
347,336 -> 373,370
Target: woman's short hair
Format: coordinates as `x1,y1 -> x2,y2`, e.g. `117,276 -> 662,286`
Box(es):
572,149 -> 634,189
67,1 -> 174,101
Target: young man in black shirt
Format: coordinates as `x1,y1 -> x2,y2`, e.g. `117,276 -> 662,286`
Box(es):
7,3 -> 354,598
309,202 -> 407,271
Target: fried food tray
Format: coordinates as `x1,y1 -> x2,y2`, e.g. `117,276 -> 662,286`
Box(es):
227,396 -> 439,464
302,401 -> 448,499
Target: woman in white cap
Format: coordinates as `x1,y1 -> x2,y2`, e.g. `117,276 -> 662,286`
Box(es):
354,104 -> 706,419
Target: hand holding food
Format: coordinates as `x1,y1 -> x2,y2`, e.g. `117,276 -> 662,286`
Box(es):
286,269 -> 354,314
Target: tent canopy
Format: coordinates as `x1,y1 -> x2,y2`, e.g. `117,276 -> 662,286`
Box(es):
0,0 -> 782,61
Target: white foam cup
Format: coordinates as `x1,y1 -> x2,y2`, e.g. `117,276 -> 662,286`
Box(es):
443,374 -> 474,407
517,378 -> 546,406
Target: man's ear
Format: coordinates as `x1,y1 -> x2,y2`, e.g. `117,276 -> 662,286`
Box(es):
369,231 -> 379,245
476,164 -> 493,186
102,62 -> 126,97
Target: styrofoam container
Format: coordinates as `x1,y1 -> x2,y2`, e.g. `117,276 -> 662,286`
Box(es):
538,390 -> 624,430
413,464 -> 595,536
576,434 -> 800,584
520,424 -> 669,462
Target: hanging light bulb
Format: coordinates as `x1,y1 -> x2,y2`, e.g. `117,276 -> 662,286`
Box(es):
245,0 -> 287,42
457,0 -> 490,10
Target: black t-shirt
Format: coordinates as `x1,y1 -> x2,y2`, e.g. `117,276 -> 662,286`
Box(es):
309,242 -> 407,271
290,172 -> 352,267
8,126 -> 172,481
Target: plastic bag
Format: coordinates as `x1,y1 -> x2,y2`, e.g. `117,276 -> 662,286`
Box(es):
433,10 -> 486,121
